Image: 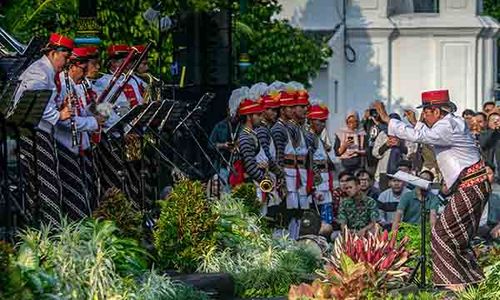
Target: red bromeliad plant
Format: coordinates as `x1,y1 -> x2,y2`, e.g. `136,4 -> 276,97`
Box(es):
332,227 -> 411,281
289,227 -> 412,300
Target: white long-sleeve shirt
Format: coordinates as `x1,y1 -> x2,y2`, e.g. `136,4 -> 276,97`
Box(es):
388,114 -> 480,188
14,55 -> 59,133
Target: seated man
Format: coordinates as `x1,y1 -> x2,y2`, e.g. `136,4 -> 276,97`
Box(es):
356,169 -> 380,200
337,176 -> 379,236
478,163 -> 500,240
331,170 -> 353,232
391,170 -> 440,232
377,177 -> 409,230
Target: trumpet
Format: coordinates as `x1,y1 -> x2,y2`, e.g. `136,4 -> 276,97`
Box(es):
259,170 -> 274,193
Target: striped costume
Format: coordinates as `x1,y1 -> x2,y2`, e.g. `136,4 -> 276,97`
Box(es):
14,55 -> 64,226
54,72 -> 99,220
92,72 -> 143,207
271,119 -> 288,167
238,126 -> 265,183
255,121 -> 283,178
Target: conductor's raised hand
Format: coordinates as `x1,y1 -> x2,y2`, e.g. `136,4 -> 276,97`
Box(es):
373,101 -> 390,124
404,110 -> 417,126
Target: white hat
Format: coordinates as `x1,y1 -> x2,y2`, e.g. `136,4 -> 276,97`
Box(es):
228,86 -> 250,118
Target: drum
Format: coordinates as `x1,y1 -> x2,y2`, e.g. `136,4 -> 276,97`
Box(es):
297,234 -> 331,259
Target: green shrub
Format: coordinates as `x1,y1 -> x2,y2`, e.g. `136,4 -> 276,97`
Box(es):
231,183 -> 261,215
397,222 -> 432,280
4,218 -> 206,299
93,187 -> 143,241
199,195 -> 320,298
154,180 -> 218,273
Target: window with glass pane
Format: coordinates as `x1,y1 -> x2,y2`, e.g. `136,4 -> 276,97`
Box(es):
413,0 -> 439,13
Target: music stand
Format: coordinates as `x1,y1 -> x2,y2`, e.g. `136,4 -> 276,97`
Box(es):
5,89 -> 53,234
388,171 -> 438,288
124,101 -> 163,136
123,101 -> 163,210
103,104 -> 147,135
103,104 -> 147,193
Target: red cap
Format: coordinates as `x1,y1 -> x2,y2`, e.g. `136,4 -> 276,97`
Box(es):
85,46 -> 99,58
279,91 -> 296,107
418,90 -> 451,109
238,99 -> 264,115
47,33 -> 74,50
307,104 -> 329,120
296,90 -> 310,106
261,94 -> 280,109
107,44 -> 130,59
131,45 -> 146,53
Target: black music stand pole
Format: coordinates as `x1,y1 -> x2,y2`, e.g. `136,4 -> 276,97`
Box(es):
125,101 -> 163,210
105,104 -> 148,201
408,195 -> 429,288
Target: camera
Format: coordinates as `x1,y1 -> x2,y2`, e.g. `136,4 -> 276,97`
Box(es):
369,108 -> 378,118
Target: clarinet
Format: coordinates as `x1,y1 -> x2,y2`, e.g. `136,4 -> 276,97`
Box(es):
63,70 -> 79,147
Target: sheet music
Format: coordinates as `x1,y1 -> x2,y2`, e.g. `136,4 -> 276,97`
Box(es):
387,171 -> 432,190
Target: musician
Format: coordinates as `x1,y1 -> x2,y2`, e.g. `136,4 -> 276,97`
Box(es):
92,44 -> 142,206
269,83 -> 303,239
305,102 -> 334,237
130,44 -> 150,100
286,83 -> 311,210
94,44 -> 144,116
79,46 -> 101,107
14,33 -> 73,226
55,47 -> 102,220
235,95 -> 269,210
251,82 -> 284,215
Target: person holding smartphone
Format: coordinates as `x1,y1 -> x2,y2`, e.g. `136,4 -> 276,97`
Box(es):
334,111 -> 367,172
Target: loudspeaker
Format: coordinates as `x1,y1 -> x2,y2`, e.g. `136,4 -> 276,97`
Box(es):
172,9 -> 231,88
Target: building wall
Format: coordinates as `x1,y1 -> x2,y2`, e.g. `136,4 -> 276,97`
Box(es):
277,0 -> 500,135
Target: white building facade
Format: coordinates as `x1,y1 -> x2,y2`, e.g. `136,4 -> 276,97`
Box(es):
278,0 -> 500,133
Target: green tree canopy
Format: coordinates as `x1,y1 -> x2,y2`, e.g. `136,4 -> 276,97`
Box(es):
0,0 -> 331,86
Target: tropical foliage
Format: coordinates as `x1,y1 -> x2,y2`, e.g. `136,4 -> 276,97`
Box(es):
0,218 -> 207,299
93,187 -> 143,241
396,222 -> 432,280
198,195 -> 321,298
153,180 -> 218,272
0,0 -> 330,85
289,228 -> 412,300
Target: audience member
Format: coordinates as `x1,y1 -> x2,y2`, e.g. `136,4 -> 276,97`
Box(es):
391,170 -> 440,232
356,169 -> 380,200
334,111 -> 367,172
372,113 -> 408,190
337,176 -> 379,235
483,101 -> 496,115
362,107 -> 385,174
462,109 -> 475,129
478,163 -> 500,240
487,112 -> 500,182
377,178 -> 409,230
475,112 -> 488,131
479,111 -> 500,167
330,170 -> 353,231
